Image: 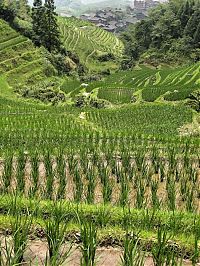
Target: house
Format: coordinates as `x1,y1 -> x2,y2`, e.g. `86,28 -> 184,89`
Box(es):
131,0 -> 160,10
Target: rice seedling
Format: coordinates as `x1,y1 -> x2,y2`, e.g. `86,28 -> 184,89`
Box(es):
135,179 -> 146,209
79,218 -> 98,266
73,166 -> 83,202
166,175 -> 176,211
121,232 -> 145,266
44,201 -> 72,266
10,206 -> 33,264
29,152 -> 40,197
0,237 -> 18,266
16,150 -> 26,193
1,153 -> 13,193
56,152 -> 67,200
68,153 -> 78,175
86,166 -> 96,204
44,152 -> 54,200
185,184 -> 196,213
100,166 -> 113,204
119,173 -> 130,207
152,224 -> 181,266
150,179 -> 160,209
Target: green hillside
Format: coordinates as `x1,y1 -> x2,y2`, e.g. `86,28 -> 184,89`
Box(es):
61,63 -> 200,105
0,19 -> 58,96
1,7 -> 200,264
59,17 -> 124,73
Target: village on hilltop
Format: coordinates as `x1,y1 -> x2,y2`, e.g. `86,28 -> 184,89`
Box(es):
80,0 -> 160,32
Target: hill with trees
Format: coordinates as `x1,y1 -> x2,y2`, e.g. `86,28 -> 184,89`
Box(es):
121,0 -> 200,68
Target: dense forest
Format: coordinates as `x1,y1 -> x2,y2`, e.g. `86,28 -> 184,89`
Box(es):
121,0 -> 200,68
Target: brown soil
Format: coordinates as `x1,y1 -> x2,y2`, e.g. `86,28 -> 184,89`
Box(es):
0,158 -> 200,211
0,234 -> 197,266
21,240 -> 197,266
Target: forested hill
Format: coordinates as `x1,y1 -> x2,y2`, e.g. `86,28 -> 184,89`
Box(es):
121,0 -> 200,68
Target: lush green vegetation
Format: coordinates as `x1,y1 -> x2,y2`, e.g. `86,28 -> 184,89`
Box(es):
121,0 -> 200,67
60,62 -> 200,105
0,0 -> 200,264
59,17 -> 124,73
0,19 -> 58,94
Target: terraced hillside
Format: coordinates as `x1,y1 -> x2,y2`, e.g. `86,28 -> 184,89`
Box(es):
1,19 -> 200,264
61,63 -> 200,104
59,17 -> 124,72
0,19 -> 57,95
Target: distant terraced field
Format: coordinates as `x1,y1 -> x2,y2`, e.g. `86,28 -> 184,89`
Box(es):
59,17 -> 124,73
62,63 -> 200,104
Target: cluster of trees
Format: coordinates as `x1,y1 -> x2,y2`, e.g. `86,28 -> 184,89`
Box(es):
121,0 -> 200,67
32,0 -> 61,52
0,0 -> 61,53
0,0 -> 30,22
0,0 -> 16,22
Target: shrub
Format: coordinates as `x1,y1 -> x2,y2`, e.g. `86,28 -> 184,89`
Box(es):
97,53 -> 116,62
187,89 -> 200,112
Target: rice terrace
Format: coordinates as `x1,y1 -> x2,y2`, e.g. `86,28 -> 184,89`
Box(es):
0,0 -> 200,265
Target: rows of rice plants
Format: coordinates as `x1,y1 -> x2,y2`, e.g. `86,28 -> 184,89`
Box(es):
87,103 -> 194,136
58,17 -> 124,72
1,194 -> 200,265
62,62 -> 199,105
141,63 -> 200,102
98,87 -> 134,104
0,144 -> 199,212
1,99 -> 198,156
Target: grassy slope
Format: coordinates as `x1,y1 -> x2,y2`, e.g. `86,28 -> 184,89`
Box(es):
60,63 -> 200,105
0,19 -> 57,96
59,17 -> 124,73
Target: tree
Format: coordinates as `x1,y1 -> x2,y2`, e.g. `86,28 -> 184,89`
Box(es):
16,0 -> 30,20
184,6 -> 200,38
120,0 -> 200,66
0,0 -> 15,22
32,0 -> 45,46
43,0 -> 61,52
178,0 -> 195,29
187,89 -> 200,112
193,22 -> 200,47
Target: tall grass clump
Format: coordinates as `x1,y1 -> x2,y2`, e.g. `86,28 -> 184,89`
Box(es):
79,218 -> 98,266
44,201 -> 71,266
16,150 -> 26,193
1,153 -> 13,193
121,232 -> 145,266
56,152 -> 67,200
